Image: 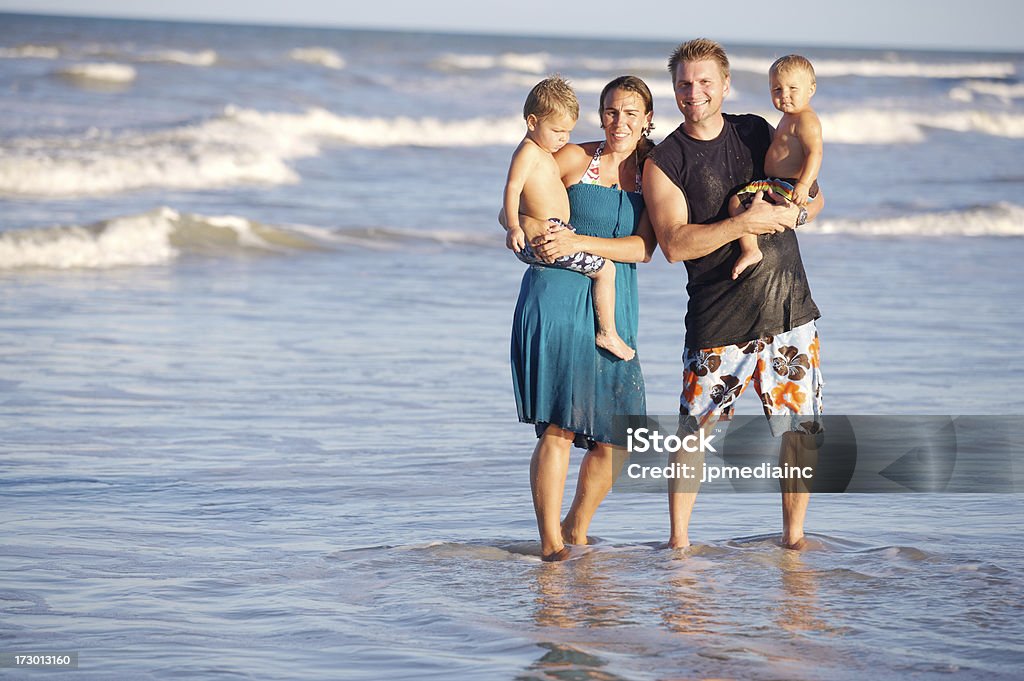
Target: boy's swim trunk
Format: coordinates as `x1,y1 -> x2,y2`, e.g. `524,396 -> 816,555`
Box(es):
680,321 -> 824,436
515,218 -> 605,275
736,177 -> 819,205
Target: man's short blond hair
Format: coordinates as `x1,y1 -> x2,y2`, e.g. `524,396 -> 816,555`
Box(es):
770,55 -> 816,83
523,75 -> 579,121
668,38 -> 730,80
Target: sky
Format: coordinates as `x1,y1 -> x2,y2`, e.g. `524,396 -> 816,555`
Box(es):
0,0 -> 1022,52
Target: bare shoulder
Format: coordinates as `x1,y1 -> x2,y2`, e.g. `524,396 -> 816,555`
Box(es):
555,142 -> 591,183
513,137 -> 546,161
796,109 -> 822,131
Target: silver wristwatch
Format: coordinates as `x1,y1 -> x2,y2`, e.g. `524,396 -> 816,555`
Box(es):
795,207 -> 808,228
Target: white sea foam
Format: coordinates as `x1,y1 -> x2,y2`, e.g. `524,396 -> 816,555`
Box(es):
516,74 -> 677,100
140,49 -> 218,66
0,44 -> 60,59
432,52 -> 549,74
289,47 -> 345,70
731,56 -> 1016,79
0,208 -> 179,269
0,107 -> 523,197
757,109 -> 1024,144
57,62 -> 137,83
0,207 -> 327,270
806,203 -> 1024,237
949,80 -> 1024,103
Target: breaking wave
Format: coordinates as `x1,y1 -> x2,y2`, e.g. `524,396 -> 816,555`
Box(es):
431,52 -> 549,74
0,107 -> 523,198
731,56 -> 1016,79
0,207 -> 330,270
289,47 -> 345,69
56,62 -> 137,83
754,109 -> 1024,144
0,44 -> 60,59
806,203 -> 1024,237
138,49 -> 218,66
949,80 -> 1024,103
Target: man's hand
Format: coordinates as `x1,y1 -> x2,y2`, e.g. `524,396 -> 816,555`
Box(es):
742,190 -> 800,235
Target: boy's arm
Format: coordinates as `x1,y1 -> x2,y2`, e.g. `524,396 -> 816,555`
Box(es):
793,111 -> 823,206
503,144 -> 539,232
502,144 -> 536,252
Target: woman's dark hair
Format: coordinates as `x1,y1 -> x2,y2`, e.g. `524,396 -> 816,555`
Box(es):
599,75 -> 656,160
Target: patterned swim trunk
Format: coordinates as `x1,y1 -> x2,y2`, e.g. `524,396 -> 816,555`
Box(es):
515,218 -> 605,276
680,321 -> 824,436
735,177 -> 819,206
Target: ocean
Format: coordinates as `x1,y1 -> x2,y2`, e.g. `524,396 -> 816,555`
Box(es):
1,12 -> 1023,680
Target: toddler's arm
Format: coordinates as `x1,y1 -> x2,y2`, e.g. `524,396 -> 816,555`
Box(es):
502,144 -> 539,253
792,111 -> 823,206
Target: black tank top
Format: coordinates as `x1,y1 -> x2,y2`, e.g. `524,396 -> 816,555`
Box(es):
649,114 -> 820,348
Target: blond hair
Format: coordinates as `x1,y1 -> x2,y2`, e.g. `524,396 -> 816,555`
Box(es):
523,75 -> 579,121
770,54 -> 816,83
668,38 -> 730,80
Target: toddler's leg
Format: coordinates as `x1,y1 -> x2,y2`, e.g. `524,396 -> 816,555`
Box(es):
589,263 -> 635,362
732,234 -> 763,280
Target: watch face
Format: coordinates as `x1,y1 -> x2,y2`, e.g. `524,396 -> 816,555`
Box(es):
797,208 -> 809,226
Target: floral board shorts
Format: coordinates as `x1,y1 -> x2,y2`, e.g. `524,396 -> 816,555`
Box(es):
680,321 -> 824,436
515,218 -> 605,276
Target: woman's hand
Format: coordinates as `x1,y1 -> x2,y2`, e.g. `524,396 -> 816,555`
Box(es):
530,225 -> 581,263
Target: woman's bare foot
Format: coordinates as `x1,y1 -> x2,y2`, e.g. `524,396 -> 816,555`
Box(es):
731,249 -> 763,279
596,331 -> 636,361
542,546 -> 573,562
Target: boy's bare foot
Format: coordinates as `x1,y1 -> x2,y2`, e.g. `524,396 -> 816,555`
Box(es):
596,332 -> 636,361
731,249 -> 763,280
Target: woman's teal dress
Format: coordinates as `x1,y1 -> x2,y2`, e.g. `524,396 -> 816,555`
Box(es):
511,182 -> 646,448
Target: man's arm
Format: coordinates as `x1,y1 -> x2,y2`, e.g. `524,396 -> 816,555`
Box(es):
644,159 -> 799,263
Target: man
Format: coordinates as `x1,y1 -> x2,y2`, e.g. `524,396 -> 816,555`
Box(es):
644,38 -> 825,550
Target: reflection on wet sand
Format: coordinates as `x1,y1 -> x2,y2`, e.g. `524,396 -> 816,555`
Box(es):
658,570 -> 717,636
776,548 -> 828,634
531,553 -> 632,629
527,555 -> 636,680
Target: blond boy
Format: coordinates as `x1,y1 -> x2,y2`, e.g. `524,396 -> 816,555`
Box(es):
730,55 -> 823,279
503,76 -> 635,361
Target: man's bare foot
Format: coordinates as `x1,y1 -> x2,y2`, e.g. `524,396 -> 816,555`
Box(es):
596,331 -> 636,361
781,536 -> 808,551
667,536 -> 690,550
542,546 -> 573,562
731,249 -> 763,280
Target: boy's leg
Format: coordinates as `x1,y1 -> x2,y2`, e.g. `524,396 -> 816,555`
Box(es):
589,263 -> 635,362
732,234 -> 763,280
728,189 -> 763,280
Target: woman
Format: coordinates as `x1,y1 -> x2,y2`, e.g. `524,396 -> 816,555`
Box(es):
510,76 -> 658,561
